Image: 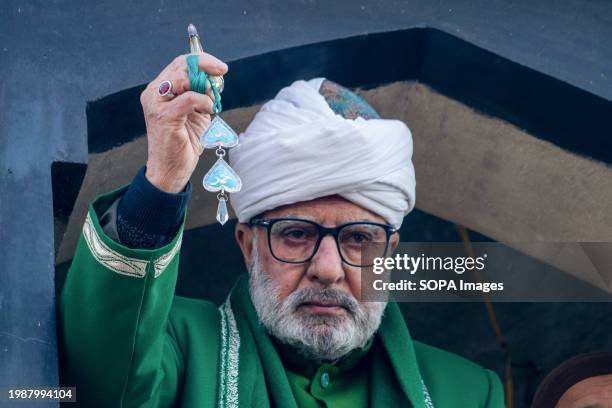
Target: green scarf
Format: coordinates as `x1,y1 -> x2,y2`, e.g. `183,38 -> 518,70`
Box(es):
217,274 -> 433,407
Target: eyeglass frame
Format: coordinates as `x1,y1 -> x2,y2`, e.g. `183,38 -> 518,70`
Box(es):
248,217 -> 399,267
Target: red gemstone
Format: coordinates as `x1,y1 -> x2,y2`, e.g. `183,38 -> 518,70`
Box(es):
158,81 -> 170,95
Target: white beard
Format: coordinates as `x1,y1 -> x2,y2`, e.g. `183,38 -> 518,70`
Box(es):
247,238 -> 387,363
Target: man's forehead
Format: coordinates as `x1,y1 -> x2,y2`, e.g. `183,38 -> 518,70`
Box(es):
260,194 -> 386,224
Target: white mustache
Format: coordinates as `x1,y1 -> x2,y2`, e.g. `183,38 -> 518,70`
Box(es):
287,288 -> 359,315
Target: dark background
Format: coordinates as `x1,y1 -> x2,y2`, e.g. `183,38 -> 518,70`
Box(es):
2,1 -> 612,407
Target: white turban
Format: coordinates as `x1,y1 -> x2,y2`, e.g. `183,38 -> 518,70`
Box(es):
228,78 -> 416,229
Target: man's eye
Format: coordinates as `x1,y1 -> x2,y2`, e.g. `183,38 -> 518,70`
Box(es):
283,229 -> 309,239
348,232 -> 371,243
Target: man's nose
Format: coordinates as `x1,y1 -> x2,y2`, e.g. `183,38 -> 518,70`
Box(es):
305,234 -> 345,285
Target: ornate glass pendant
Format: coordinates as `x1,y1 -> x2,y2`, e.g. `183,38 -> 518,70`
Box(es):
200,116 -> 242,225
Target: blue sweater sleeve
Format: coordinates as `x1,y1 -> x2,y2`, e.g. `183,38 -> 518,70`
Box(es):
115,166 -> 191,249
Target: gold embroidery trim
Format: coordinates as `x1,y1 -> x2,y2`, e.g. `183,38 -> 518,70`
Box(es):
82,212 -> 148,278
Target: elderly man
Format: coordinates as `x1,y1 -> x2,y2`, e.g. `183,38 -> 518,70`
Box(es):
59,52 -> 504,408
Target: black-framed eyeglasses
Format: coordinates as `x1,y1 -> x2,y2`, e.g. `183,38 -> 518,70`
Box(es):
249,218 -> 398,267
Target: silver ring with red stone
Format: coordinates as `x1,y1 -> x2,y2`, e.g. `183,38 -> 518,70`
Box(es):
158,80 -> 176,98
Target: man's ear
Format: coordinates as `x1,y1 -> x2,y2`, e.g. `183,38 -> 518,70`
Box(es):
235,222 -> 255,267
389,232 -> 400,254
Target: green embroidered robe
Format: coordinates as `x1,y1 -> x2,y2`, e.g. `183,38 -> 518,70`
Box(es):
59,185 -> 505,407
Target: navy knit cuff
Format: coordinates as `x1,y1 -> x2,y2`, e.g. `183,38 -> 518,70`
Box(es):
117,166 -> 191,241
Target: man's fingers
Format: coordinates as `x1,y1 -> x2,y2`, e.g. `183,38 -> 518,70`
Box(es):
160,52 -> 228,80
147,52 -> 227,101
142,52 -> 225,121
194,51 -> 228,76
147,70 -> 221,102
167,91 -> 214,117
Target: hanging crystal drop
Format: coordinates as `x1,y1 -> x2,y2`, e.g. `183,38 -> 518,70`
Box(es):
216,196 -> 229,225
